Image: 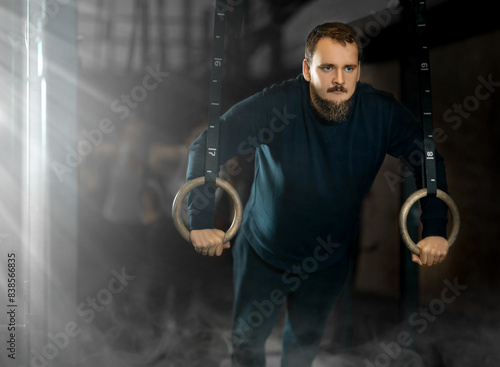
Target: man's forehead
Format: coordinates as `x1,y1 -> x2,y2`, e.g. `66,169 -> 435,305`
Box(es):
312,37 -> 359,63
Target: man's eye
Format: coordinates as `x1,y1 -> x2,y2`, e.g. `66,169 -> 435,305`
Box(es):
322,66 -> 333,71
345,67 -> 354,72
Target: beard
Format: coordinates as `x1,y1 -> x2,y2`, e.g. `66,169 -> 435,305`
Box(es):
309,83 -> 354,124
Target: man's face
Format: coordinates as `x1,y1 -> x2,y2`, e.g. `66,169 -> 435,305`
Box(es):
303,37 -> 360,121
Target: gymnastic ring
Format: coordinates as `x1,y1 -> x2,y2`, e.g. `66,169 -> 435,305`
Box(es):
172,177 -> 243,244
399,188 -> 460,255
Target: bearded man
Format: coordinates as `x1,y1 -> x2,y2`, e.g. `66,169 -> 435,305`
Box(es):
185,22 -> 449,367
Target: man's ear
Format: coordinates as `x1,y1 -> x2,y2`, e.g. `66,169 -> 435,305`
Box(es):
302,59 -> 311,81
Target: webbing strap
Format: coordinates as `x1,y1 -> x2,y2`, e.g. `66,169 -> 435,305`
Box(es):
412,0 -> 437,196
205,1 -> 227,183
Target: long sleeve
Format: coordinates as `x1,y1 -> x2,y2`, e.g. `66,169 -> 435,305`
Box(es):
387,102 -> 449,238
186,85 -> 277,230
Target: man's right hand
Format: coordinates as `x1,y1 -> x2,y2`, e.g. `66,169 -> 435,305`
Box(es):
190,229 -> 230,257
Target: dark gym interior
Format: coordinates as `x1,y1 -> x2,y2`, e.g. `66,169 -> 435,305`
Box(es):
1,0 -> 499,366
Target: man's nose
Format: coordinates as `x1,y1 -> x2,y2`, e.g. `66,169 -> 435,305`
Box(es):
333,69 -> 344,85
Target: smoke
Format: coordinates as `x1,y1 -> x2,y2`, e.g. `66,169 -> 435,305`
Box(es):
75,282 -> 233,367
313,288 -> 500,367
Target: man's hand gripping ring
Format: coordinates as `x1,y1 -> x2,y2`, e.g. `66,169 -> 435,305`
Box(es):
399,189 -> 460,255
172,177 -> 243,243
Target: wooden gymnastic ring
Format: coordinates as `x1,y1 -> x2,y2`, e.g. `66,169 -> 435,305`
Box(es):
172,177 -> 243,243
399,188 -> 460,255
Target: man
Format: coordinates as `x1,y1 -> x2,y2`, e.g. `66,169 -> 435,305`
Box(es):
186,22 -> 449,366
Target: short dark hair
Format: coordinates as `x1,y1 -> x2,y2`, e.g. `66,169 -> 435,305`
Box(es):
305,22 -> 362,63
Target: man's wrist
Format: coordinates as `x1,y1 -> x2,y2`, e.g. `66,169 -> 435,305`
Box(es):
421,219 -> 448,239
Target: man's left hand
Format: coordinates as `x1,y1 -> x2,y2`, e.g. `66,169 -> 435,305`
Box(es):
411,236 -> 449,267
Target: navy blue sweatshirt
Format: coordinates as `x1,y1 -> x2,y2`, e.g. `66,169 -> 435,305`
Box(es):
187,75 -> 448,271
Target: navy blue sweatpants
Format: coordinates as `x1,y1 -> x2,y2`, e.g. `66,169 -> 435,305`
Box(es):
231,235 -> 352,367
